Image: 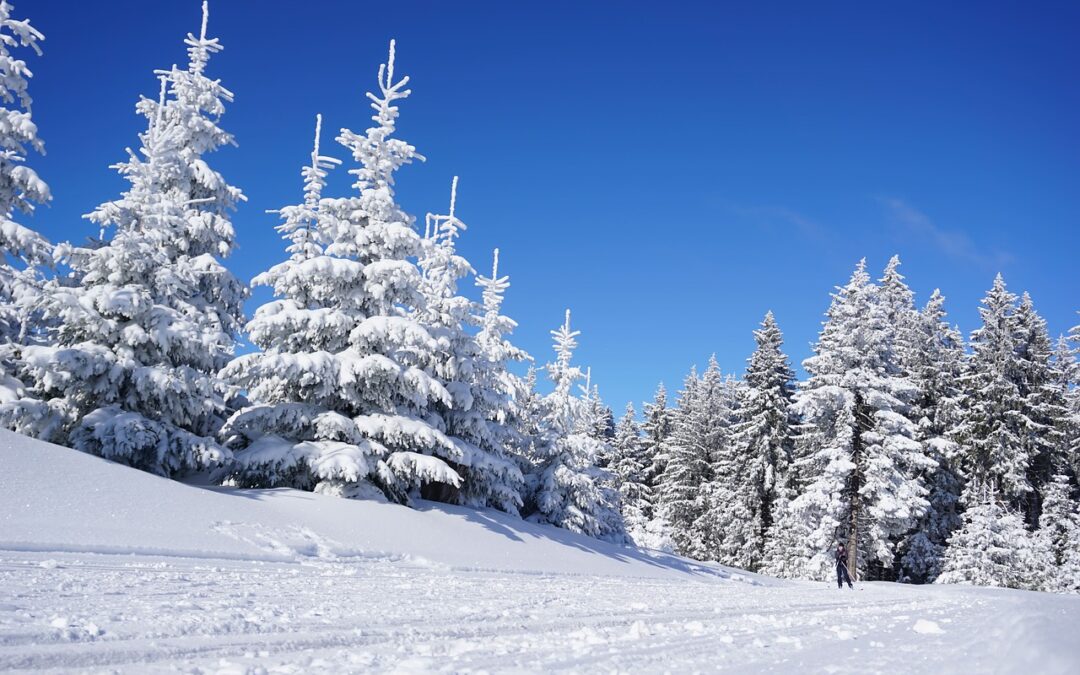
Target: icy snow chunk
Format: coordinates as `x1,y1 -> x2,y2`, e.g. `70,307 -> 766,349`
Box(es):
684,620 -> 706,635
912,619 -> 944,635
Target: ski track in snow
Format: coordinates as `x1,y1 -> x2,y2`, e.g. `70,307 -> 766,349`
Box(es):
1,550 -> 1077,674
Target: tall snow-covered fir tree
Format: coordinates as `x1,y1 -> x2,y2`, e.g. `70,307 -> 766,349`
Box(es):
415,186 -> 526,512
0,0 -> 51,399
1013,292 -> 1071,524
1068,320 -> 1080,482
223,42 -> 477,503
2,4 -> 245,475
900,289 -> 965,582
610,401 -> 654,544
640,383 -> 673,498
469,247 -> 532,508
525,310 -> 626,542
955,275 -> 1033,506
724,311 -> 796,572
659,358 -> 737,561
657,367 -> 707,557
790,259 -> 932,580
628,384 -> 675,550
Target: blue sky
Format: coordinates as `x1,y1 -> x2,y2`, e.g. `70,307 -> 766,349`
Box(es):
23,1 -> 1080,413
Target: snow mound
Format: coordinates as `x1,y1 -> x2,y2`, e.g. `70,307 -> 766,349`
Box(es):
912,618 -> 945,634
0,430 -> 741,580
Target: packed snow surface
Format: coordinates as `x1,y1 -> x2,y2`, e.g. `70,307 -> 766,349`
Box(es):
2,430 -> 1079,673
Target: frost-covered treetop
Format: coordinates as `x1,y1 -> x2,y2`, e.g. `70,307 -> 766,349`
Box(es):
550,309 -> 581,398
185,1 -> 220,77
338,39 -> 425,195
546,309 -> 584,432
267,113 -> 340,262
425,175 -> 466,245
478,248 -> 510,318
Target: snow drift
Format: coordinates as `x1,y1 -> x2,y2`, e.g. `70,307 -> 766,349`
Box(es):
0,430 -> 731,580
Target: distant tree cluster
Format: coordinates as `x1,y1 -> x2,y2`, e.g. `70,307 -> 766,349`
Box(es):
614,260 -> 1080,594
1,2 -> 1076,592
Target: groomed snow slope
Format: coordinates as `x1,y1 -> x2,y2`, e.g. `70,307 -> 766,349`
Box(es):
2,429 -> 1079,673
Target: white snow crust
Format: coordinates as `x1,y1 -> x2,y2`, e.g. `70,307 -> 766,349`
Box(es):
2,430 -> 1078,673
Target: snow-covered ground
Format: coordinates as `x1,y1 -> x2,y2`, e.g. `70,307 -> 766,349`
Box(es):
2,430 -> 1079,673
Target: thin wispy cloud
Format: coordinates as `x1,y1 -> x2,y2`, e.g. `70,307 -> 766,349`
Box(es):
728,204 -> 827,240
878,197 -> 1013,270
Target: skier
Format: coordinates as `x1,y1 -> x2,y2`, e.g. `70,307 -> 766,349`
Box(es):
835,542 -> 854,589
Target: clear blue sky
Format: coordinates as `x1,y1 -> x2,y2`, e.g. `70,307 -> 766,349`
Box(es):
23,1 -> 1080,412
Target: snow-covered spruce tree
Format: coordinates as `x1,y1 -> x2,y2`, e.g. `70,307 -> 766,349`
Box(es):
525,310 -> 626,542
702,366 -> 746,565
416,186 -> 526,512
955,275 -> 1032,506
937,481 -> 1038,589
1052,331 -> 1079,486
516,364 -> 549,479
1034,474 -> 1080,593
0,0 -> 51,400
900,289 -> 965,583
1069,320 -> 1080,482
657,367 -> 705,557
660,358 -> 736,560
1014,292 -> 1071,524
640,383 -> 673,499
791,259 -> 932,581
724,311 -> 797,572
470,247 -> 532,507
2,6 -> 246,474
223,43 -> 473,503
625,384 -> 674,550
611,401 -> 654,544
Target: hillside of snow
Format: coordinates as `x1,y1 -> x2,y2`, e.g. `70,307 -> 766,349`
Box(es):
2,429 -> 1080,673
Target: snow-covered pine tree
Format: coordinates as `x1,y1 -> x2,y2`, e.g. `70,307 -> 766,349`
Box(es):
791,259 -> 932,581
219,113 -> 369,491
525,310 -> 626,542
640,383 -> 673,498
900,289 -> 965,582
628,384 -> 674,550
937,481 -> 1038,589
659,361 -> 732,560
516,364 -> 548,480
469,247 -> 532,510
1069,320 -> 1080,482
2,6 -> 246,474
1014,293 -> 1071,524
1033,474 -> 1080,593
955,275 -> 1032,506
223,43 -> 468,503
0,0 -> 51,400
417,185 -> 526,512
724,311 -> 797,572
611,401 -> 654,544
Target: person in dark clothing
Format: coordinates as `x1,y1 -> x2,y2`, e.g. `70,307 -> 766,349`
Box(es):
835,543 -> 854,589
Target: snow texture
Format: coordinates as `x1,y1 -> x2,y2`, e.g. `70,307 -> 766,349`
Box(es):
3,430 -> 1080,673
